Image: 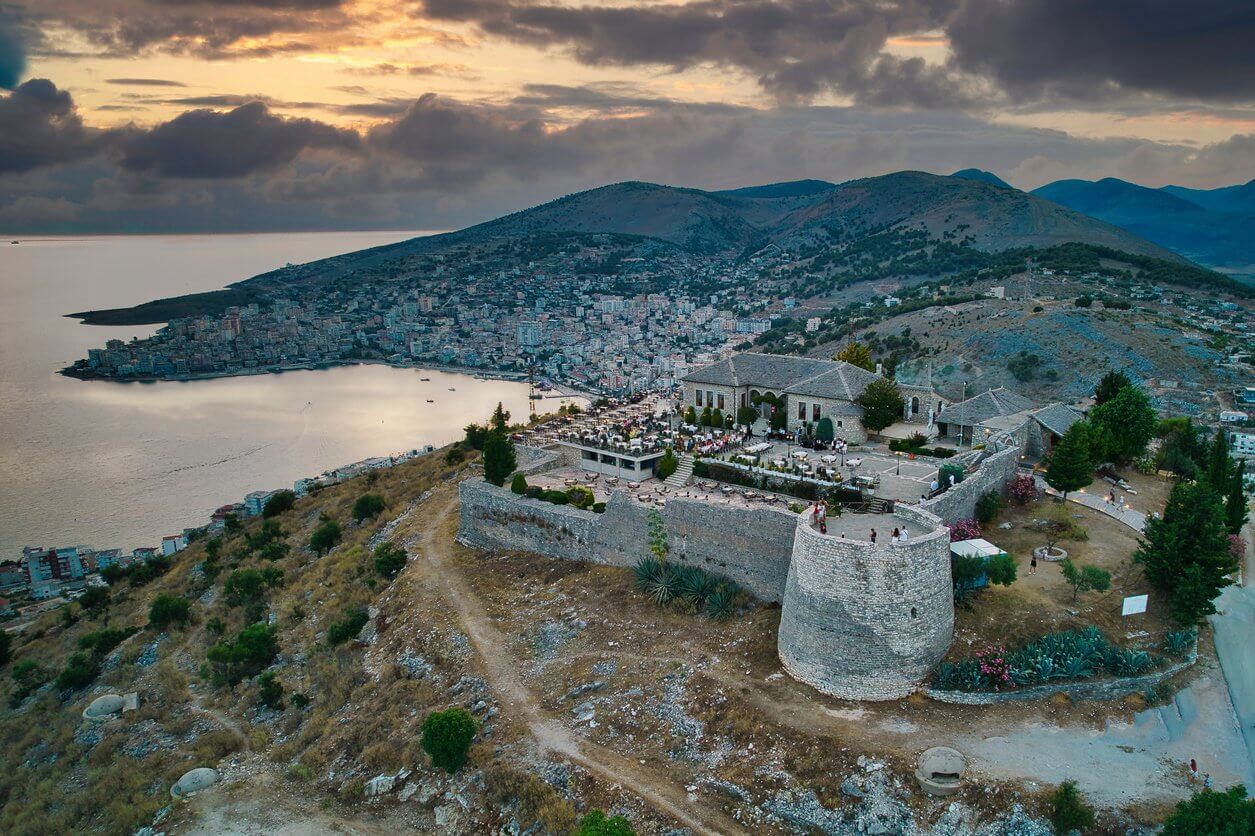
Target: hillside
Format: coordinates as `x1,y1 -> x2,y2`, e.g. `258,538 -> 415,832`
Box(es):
1033,177 -> 1255,277
950,169 -> 1014,190
1162,179 -> 1255,213
72,172 -> 1191,325
1032,178 -> 1206,219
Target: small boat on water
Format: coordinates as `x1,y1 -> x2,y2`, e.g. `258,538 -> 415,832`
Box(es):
448,387 -> 456,391
426,399 -> 434,403
419,377 -> 430,381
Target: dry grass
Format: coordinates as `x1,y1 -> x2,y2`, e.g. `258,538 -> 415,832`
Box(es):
484,762 -> 578,835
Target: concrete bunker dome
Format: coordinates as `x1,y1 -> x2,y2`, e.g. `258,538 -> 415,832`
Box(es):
777,505 -> 954,701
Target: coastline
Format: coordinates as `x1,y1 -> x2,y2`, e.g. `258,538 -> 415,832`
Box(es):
59,357 -> 600,400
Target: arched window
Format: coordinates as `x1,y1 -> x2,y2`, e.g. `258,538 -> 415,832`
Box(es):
911,396 -> 920,415
910,607 -> 918,619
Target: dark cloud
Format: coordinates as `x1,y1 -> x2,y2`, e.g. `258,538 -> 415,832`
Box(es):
947,0 -> 1255,103
0,14 -> 28,89
118,101 -> 360,178
0,79 -> 112,173
420,0 -> 967,105
105,78 -> 188,87
13,0 -> 355,59
2,80 -> 1252,235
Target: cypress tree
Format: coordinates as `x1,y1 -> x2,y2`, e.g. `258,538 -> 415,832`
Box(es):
1227,465 -> 1249,535
1045,422 -> 1093,501
1205,428 -> 1232,491
1135,480 -> 1236,624
482,429 -> 517,487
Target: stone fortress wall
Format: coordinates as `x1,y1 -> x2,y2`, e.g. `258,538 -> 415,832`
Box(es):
777,508 -> 953,700
460,429 -> 1028,700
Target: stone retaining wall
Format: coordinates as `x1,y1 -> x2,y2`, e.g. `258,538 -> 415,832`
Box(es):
778,510 -> 954,701
922,646 -> 1198,705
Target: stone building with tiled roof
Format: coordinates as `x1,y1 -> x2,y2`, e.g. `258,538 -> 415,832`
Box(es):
937,387 -> 1084,457
681,353 -> 883,441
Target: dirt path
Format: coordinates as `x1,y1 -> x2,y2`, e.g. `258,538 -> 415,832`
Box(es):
409,488 -> 748,836
188,696 -> 252,752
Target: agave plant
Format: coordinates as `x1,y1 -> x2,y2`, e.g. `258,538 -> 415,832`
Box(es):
633,556 -> 662,591
677,565 -> 718,604
704,582 -> 740,619
1060,654 -> 1094,680
1163,628 -> 1196,656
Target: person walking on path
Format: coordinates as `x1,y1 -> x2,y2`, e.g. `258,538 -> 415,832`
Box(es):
1189,758 -> 1198,782
1029,553 -> 1038,575
869,529 -> 877,545
892,527 -> 901,541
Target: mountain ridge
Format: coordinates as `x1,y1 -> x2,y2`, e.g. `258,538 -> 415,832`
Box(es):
70,171 -> 1207,325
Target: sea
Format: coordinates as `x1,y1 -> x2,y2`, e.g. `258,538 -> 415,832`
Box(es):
0,232 -> 580,557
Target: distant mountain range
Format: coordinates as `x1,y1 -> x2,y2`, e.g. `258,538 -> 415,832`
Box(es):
74,170 -> 1228,325
401,170 -> 1177,259
1025,175 -> 1255,277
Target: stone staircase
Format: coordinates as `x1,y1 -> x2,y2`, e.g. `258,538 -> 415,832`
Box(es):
664,454 -> 695,488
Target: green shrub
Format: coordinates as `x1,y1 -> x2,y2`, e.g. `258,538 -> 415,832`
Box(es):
1163,628 -> 1196,656
257,670 -> 284,710
353,493 -> 385,522
524,485 -> 544,499
78,627 -> 138,656
420,707 -> 477,773
262,490 -> 296,518
577,809 -> 636,836
657,448 -> 679,480
591,502 -> 607,513
939,462 -> 965,488
9,660 -> 50,705
510,473 -> 528,494
148,594 -> 191,628
975,489 -> 1004,525
544,490 -> 569,506
327,609 -> 369,646
1050,780 -> 1094,835
1161,785 -> 1255,835
55,651 -> 100,692
309,520 -> 342,554
373,541 -> 407,579
207,623 -> 279,685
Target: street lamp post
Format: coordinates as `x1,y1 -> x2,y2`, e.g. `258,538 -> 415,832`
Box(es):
895,450 -> 901,475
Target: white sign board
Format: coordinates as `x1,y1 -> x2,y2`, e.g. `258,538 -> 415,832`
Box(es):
1121,594 -> 1149,616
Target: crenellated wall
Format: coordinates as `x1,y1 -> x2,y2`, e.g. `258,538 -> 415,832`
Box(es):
777,508 -> 954,701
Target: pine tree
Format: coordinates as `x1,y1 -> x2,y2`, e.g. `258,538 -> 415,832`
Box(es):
1135,480 -> 1236,624
1093,370 -> 1131,405
1045,422 -> 1093,501
1227,465 -> 1249,535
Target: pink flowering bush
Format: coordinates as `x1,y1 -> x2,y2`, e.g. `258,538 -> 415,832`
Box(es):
976,645 -> 1013,690
1229,533 -> 1246,562
1007,473 -> 1039,505
949,518 -> 982,542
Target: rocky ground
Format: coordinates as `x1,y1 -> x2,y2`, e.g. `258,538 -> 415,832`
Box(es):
162,476 -> 1250,835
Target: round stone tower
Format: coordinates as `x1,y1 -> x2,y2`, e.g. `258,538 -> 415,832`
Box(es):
777,506 -> 954,700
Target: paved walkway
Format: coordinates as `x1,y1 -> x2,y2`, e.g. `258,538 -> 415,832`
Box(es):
1210,583 -> 1255,781
1035,475 -> 1146,532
